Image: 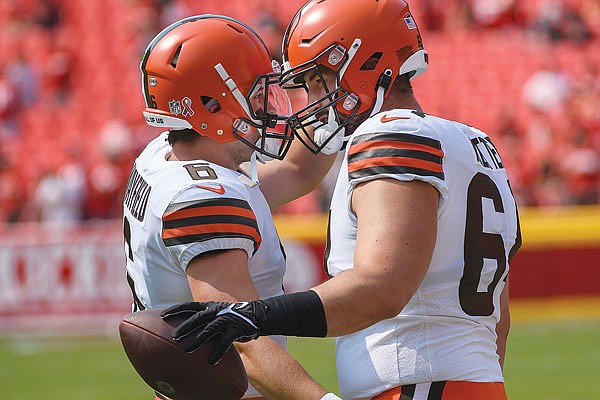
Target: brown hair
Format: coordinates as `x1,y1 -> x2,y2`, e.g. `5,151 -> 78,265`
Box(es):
167,129 -> 200,146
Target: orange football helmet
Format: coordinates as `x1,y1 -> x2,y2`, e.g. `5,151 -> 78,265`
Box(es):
141,15 -> 294,160
280,0 -> 428,153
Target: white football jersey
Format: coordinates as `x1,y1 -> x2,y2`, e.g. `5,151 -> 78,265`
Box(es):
123,132 -> 286,398
327,110 -> 521,400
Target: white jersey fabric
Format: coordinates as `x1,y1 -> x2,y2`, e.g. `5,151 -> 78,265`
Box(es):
123,132 -> 286,398
327,110 -> 521,400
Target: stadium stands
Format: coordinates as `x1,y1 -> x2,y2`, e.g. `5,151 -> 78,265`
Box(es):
0,0 -> 598,223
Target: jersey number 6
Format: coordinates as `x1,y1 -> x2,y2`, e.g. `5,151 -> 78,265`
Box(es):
459,173 -> 519,317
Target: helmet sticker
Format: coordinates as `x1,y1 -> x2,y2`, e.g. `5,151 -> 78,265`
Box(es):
149,77 -> 158,86
168,97 -> 195,117
404,15 -> 417,30
168,100 -> 181,115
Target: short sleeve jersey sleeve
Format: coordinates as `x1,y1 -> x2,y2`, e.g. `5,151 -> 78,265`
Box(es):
161,185 -> 261,271
346,113 -> 448,199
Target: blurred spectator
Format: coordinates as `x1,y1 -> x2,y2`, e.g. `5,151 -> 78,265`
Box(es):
29,164 -> 86,226
493,106 -> 525,188
42,33 -> 73,104
470,0 -> 522,29
33,0 -> 61,31
560,128 -> 600,204
522,58 -> 571,113
567,61 -> 600,131
85,118 -> 133,219
1,47 -> 38,138
98,118 -> 134,162
519,107 -> 556,201
529,0 -> 593,43
438,0 -> 474,31
531,160 -> 570,206
0,152 -> 27,223
0,68 -> 20,137
85,157 -> 126,220
420,0 -> 446,31
4,49 -> 39,109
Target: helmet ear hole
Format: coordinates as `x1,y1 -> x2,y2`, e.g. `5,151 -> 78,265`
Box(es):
201,96 -> 221,113
359,52 -> 383,71
170,44 -> 183,68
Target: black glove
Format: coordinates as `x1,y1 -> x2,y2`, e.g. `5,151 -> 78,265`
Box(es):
161,301 -> 267,364
162,291 -> 327,365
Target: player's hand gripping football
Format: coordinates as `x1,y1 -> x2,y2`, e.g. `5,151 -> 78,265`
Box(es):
161,301 -> 267,364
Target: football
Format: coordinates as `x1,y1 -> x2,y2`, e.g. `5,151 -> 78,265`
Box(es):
119,308 -> 248,400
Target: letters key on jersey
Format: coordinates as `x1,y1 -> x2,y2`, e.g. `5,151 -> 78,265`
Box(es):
470,137 -> 504,170
124,167 -> 152,222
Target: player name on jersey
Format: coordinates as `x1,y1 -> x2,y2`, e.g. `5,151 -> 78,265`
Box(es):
470,137 -> 504,170
124,166 -> 152,222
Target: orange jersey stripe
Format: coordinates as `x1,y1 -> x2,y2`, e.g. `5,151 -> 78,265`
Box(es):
162,223 -> 261,247
348,156 -> 444,174
349,139 -> 444,158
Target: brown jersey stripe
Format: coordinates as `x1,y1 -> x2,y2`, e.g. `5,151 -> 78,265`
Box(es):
349,139 -> 444,158
162,223 -> 261,251
163,205 -> 255,222
349,165 -> 444,180
164,214 -> 258,230
163,232 -> 260,251
163,198 -> 253,220
401,384 -> 416,399
348,147 -> 443,165
428,381 -> 446,399
351,132 -> 442,149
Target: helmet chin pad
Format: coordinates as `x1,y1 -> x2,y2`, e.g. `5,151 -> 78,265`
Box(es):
399,49 -> 428,80
143,109 -> 192,130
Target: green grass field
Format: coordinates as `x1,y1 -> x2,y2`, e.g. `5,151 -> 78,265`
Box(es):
1,320 -> 599,400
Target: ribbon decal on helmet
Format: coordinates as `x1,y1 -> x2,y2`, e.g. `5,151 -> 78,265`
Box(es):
181,97 -> 195,117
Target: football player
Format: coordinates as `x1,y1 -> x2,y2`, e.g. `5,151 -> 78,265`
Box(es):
162,1 -> 522,399
125,15 -> 340,400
